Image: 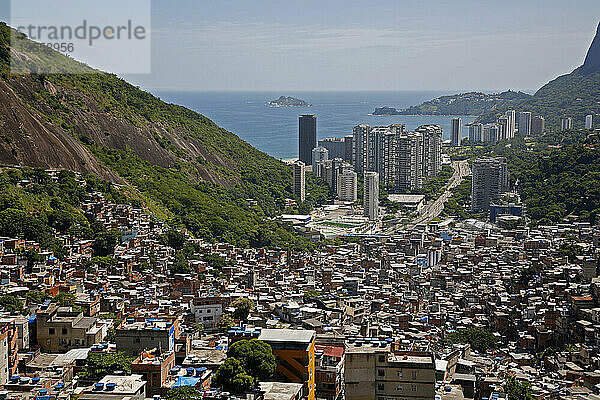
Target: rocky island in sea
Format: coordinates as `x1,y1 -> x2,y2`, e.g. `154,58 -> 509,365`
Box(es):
267,95 -> 311,107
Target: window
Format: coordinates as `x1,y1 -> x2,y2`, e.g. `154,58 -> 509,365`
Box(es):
411,371 -> 417,380
411,384 -> 417,392
397,384 -> 403,391
378,369 -> 385,377
377,383 -> 384,391
378,355 -> 385,363
397,369 -> 403,377
49,328 -> 55,335
135,337 -> 141,343
62,328 -> 68,335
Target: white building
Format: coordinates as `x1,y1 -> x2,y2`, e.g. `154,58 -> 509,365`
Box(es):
337,170 -> 358,202
469,123 -> 483,142
190,298 -> 224,332
292,161 -> 306,202
311,146 -> 329,176
505,110 -> 516,139
561,117 -> 573,131
586,114 -> 593,130
364,171 -> 379,220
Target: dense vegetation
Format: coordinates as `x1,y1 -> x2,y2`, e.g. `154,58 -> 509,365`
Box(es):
213,339 -> 276,394
443,129 -> 600,226
79,352 -> 135,382
443,327 -> 498,353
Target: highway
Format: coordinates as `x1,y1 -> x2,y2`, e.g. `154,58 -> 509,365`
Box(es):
410,160 -> 470,227
382,160 -> 470,234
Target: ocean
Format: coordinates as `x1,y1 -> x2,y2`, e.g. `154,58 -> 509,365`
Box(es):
152,91 -> 477,160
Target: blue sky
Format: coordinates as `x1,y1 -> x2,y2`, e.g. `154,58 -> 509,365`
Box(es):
3,0 -> 600,91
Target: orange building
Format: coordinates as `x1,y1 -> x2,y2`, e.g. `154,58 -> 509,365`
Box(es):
258,328 -> 316,400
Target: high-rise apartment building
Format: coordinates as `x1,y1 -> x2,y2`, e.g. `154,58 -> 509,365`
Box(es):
483,124 -> 499,143
364,171 -> 379,221
469,123 -> 483,142
352,124 -> 370,172
337,170 -> 358,202
311,146 -> 329,175
471,157 -> 509,213
505,110 -> 516,139
498,116 -> 509,140
450,117 -> 462,146
318,137 -> 345,159
299,115 -> 317,164
344,135 -> 354,162
586,114 -> 594,130
292,161 -> 306,202
531,115 -> 545,135
351,124 -> 441,193
518,112 -> 531,135
561,117 -> 573,131
416,124 -> 443,178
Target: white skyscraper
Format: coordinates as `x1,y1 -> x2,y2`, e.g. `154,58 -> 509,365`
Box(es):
498,116 -> 509,141
363,171 -> 379,220
561,117 -> 573,131
451,118 -> 462,146
469,123 -> 483,142
505,110 -> 516,139
586,114 -> 593,130
337,170 -> 358,202
292,161 -> 306,202
311,146 -> 329,176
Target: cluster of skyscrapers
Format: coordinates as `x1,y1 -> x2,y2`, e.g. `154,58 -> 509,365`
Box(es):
296,115 -> 444,221
460,111 -> 549,145
351,123 -> 443,192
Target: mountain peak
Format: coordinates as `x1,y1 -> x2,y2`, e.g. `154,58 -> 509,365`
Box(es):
581,22 -> 600,74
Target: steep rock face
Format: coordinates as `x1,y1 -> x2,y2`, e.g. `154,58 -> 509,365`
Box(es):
582,22 -> 600,74
0,78 -> 122,182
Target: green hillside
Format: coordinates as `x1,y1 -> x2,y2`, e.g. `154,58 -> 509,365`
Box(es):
0,23 -> 331,250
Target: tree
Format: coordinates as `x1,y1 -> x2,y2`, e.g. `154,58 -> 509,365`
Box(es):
443,327 -> 498,353
170,252 -> 191,274
163,387 -> 204,400
504,376 -> 534,400
232,297 -> 254,321
24,290 -> 50,304
219,314 -> 235,333
0,295 -> 23,314
79,352 -> 134,382
55,292 -> 77,307
212,358 -> 255,394
227,339 -> 276,381
160,229 -> 186,250
92,230 -> 121,257
202,253 -> 229,270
